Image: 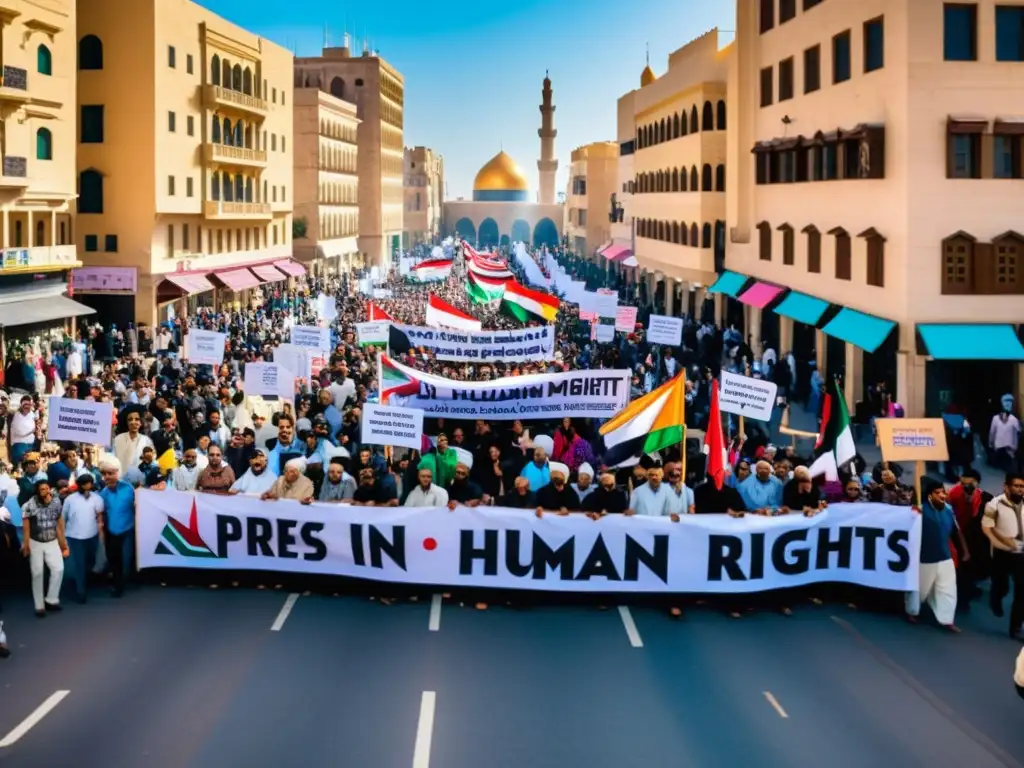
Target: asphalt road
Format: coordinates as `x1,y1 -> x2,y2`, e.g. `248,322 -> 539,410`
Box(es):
1,581 -> 1022,768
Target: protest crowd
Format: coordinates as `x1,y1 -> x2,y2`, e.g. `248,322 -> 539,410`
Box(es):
0,238 -> 1022,667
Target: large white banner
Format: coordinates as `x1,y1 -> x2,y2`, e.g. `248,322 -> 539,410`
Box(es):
380,355 -> 629,420
390,323 -> 555,363
47,398 -> 113,447
136,494 -> 921,594
184,330 -> 227,366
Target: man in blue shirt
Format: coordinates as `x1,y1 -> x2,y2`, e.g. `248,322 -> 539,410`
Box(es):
906,480 -> 969,633
738,460 -> 784,513
98,457 -> 136,598
520,446 -> 551,492
265,414 -> 305,477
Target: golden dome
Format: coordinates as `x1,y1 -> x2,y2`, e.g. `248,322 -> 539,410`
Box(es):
641,64 -> 656,87
473,151 -> 529,192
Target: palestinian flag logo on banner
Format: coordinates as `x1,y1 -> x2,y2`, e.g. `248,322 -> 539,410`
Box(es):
380,355 -> 422,404
154,499 -> 219,558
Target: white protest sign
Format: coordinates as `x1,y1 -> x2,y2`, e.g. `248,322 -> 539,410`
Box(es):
591,323 -> 615,343
615,306 -> 638,332
596,288 -> 618,319
356,321 -> 390,347
184,330 -> 226,366
290,325 -> 332,353
274,343 -> 312,381
719,371 -> 779,422
244,363 -> 295,400
579,310 -> 597,322
360,404 -> 425,451
47,398 -> 113,447
579,291 -> 600,314
647,314 -> 683,346
315,293 -> 338,322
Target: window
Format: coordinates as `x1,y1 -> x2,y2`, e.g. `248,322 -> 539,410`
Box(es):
187,115 -> 194,136
949,133 -> 980,178
187,177 -> 194,197
821,142 -> 838,180
36,128 -> 53,160
780,0 -> 796,22
717,100 -> 727,129
355,78 -> 364,87
804,0 -> 822,7
760,0 -> 775,33
806,227 -> 821,273
272,87 -> 277,103
168,45 -> 176,68
864,17 -> 885,72
833,229 -> 852,280
993,234 -> 1021,293
944,4 -> 977,61
104,235 -> 118,252
778,57 -> 794,101
84,234 -> 98,252
780,224 -> 795,264
187,54 -> 194,74
804,45 -> 821,93
758,222 -> 772,261
864,231 -> 885,287
760,66 -> 773,107
996,6 -> 1024,61
167,224 -> 175,256
715,164 -> 726,191
272,134 -> 277,151
168,176 -> 175,195
81,105 -> 104,143
183,224 -> 190,251
282,136 -> 287,152
832,30 -> 851,83
168,111 -> 176,132
79,35 -> 103,70
79,170 -> 103,213
37,45 -> 52,75
994,134 -> 1021,178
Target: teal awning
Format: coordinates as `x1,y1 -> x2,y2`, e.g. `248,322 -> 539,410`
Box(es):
918,324 -> 1024,360
707,271 -> 749,297
773,291 -> 830,326
822,308 -> 896,353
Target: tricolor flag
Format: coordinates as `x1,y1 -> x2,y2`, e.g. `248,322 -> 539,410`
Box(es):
425,294 -> 482,332
367,301 -> 394,321
466,272 -> 507,304
411,259 -> 452,283
502,280 -> 559,323
808,376 -> 856,481
469,251 -> 508,271
379,354 -> 422,404
469,259 -> 513,280
599,374 -> 687,467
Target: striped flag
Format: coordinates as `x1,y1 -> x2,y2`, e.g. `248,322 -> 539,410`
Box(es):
367,301 -> 394,321
425,294 -> 482,332
466,272 -> 507,304
599,374 -> 687,468
411,259 -> 452,283
502,280 -> 559,323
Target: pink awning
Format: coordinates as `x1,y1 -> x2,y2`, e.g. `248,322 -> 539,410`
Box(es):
738,281 -> 785,309
161,273 -> 214,295
252,265 -> 288,283
274,259 -> 306,277
215,268 -> 261,292
602,244 -> 634,262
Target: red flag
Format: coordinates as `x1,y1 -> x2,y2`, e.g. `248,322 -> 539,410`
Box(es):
706,378 -> 726,490
367,301 -> 394,322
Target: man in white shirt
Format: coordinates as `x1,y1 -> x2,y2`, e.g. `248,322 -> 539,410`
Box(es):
112,410 -> 154,471
8,396 -> 38,465
229,450 -> 277,496
404,467 -> 449,507
171,449 -> 202,492
983,472 -> 1024,639
328,364 -> 356,409
627,466 -> 681,520
62,473 -> 104,603
66,346 -> 83,379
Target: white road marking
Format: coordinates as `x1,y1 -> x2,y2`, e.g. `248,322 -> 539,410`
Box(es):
412,691 -> 436,768
0,690 -> 70,747
763,691 -> 789,719
617,605 -> 644,648
270,593 -> 300,631
428,593 -> 442,632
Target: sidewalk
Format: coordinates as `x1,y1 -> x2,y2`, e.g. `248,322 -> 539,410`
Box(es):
770,403 -> 1007,494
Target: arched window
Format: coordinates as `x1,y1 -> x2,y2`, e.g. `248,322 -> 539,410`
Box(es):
36,128 -> 53,160
715,164 -> 726,191
941,232 -> 974,294
690,223 -> 698,244
243,67 -> 253,95
673,113 -> 680,138
211,54 -> 221,85
690,105 -> 698,133
234,122 -> 242,146
234,175 -> 244,201
35,220 -> 44,246
681,222 -> 689,246
245,177 -> 253,202
232,64 -> 242,91
717,100 -> 727,130
702,164 -> 713,191
671,168 -> 679,192
657,221 -> 665,240
680,114 -> 688,137
702,101 -> 714,131
672,222 -> 680,243
690,166 -> 698,190
330,76 -> 346,100
78,169 -> 103,213
680,168 -> 688,192
211,173 -> 220,201
222,59 -> 231,89
79,35 -> 103,70
37,45 -> 52,75
702,223 -> 712,248
211,116 -> 221,143
14,221 -> 21,247
222,172 -> 233,202
223,118 -> 232,145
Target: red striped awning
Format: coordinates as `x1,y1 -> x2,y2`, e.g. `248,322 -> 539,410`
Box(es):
252,264 -> 288,283
602,244 -> 634,262
214,268 -> 261,292
274,259 -> 306,277
160,273 -> 214,296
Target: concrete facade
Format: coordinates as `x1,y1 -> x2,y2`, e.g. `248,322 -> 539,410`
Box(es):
566,141 -> 618,258
403,145 -> 443,247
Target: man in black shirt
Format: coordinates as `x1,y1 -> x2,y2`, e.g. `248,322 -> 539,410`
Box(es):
499,476 -> 536,508
446,462 -> 484,507
781,466 -> 825,516
693,475 -> 746,516
352,468 -> 397,506
583,470 -> 628,517
535,462 -> 580,517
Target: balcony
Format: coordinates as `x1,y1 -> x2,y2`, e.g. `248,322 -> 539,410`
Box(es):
0,156 -> 29,188
0,66 -> 29,104
0,244 -> 79,272
203,200 -> 272,220
202,84 -> 268,118
203,143 -> 268,169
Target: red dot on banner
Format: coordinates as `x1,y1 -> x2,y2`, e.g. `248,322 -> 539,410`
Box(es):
422,537 -> 437,551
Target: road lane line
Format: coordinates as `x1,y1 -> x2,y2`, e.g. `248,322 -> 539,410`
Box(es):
412,691 -> 436,768
763,691 -> 789,719
0,690 -> 70,747
428,593 -> 442,632
270,593 -> 300,631
617,605 -> 644,648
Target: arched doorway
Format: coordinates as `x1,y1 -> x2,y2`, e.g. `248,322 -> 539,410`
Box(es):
510,218 -> 531,243
499,234 -> 510,249
478,218 -> 500,248
454,217 -> 476,243
533,217 -> 558,248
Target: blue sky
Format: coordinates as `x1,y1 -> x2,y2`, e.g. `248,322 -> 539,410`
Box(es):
202,0 -> 734,200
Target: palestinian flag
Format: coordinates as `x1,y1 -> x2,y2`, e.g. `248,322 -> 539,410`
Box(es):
600,374 -> 687,467
808,376 -> 856,481
379,354 -> 421,403
702,379 -> 727,489
154,500 -> 218,558
466,272 -> 507,304
425,294 -> 482,332
469,259 -> 512,280
502,280 -> 559,323
469,250 -> 508,271
411,259 -> 452,283
367,301 -> 394,321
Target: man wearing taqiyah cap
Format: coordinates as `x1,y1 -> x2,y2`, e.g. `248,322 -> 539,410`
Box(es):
520,435 -> 552,492
572,462 -> 595,503
230,448 -> 277,496
446,450 -> 484,508
535,462 -> 580,517
261,456 -> 314,504
737,459 -> 784,513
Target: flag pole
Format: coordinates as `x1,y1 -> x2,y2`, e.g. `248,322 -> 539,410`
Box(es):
679,370 -> 687,484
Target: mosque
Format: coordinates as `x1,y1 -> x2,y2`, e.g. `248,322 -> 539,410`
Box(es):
443,74 -> 564,249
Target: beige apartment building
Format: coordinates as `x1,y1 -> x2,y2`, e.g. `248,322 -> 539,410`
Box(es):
0,0 -> 89,345
566,141 -> 618,258
292,87 -> 359,277
403,146 -> 443,248
617,31 -> 730,317
295,45 -> 404,271
723,0 -> 1024,421
75,0 -> 296,328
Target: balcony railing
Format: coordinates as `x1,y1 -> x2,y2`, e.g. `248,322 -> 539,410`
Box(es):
203,200 -> 272,219
202,84 -> 268,117
0,244 -> 78,271
203,143 -> 268,167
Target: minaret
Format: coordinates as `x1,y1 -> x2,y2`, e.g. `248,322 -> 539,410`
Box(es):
537,71 -> 557,205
